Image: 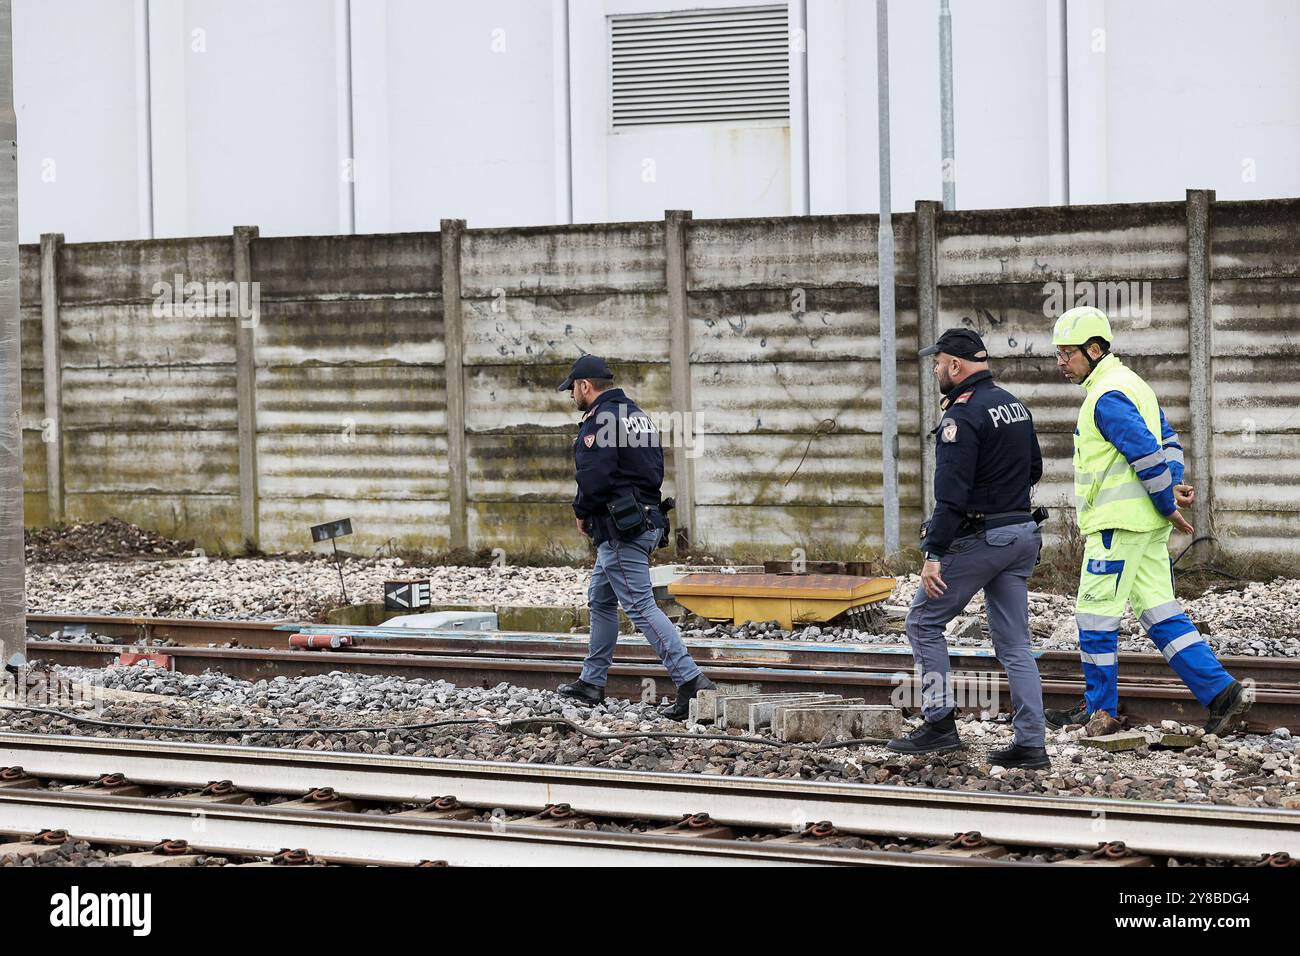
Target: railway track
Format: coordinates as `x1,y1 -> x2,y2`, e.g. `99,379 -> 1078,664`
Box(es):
25,614 -> 1300,731
2,732 -> 1297,867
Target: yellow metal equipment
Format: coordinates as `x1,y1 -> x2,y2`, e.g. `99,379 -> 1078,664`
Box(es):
668,573 -> 897,629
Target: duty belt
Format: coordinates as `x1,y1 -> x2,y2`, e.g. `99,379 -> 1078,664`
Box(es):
962,510 -> 1034,533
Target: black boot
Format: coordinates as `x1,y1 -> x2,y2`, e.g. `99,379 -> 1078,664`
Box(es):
1044,698 -> 1089,729
557,678 -> 604,706
1204,680 -> 1252,736
660,673 -> 716,721
988,743 -> 1051,769
886,709 -> 962,754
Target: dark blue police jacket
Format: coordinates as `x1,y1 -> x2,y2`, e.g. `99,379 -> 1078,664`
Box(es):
922,370 -> 1043,557
571,387 -> 665,544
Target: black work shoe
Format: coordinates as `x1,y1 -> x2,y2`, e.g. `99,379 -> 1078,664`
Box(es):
1045,699 -> 1089,729
1204,680 -> 1252,736
988,743 -> 1051,770
660,674 -> 716,721
556,679 -> 604,706
886,709 -> 962,754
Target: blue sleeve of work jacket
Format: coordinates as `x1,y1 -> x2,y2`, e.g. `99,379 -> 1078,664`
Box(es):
1158,408 -> 1185,486
1093,391 -> 1176,516
923,410 -> 980,556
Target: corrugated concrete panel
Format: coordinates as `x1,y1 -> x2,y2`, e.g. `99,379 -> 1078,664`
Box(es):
63,493 -> 241,553
694,504 -> 927,553
460,222 -> 665,297
257,432 -> 448,501
256,365 -> 445,433
1215,433 -> 1300,510
689,287 -> 918,363
1211,520 -> 1300,555
64,430 -> 239,494
689,360 -> 920,434
259,496 -> 451,554
60,237 -> 233,304
256,298 -> 443,367
462,292 -> 669,365
686,214 -> 916,290
1211,277 -> 1300,355
464,362 -> 671,433
19,244 -> 40,306
936,280 -> 1189,357
251,233 -> 440,297
466,433 -> 575,503
938,203 -> 1187,286
1211,357 -> 1300,433
694,433 -> 923,508
1210,199 -> 1300,280
62,366 -> 237,429
467,501 -> 590,557
60,304 -> 237,368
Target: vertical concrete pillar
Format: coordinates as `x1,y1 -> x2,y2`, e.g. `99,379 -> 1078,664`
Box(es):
39,233 -> 63,526
914,202 -> 941,515
0,0 -> 23,671
440,219 -> 469,551
1185,189 -> 1215,558
664,210 -> 696,549
233,225 -> 260,552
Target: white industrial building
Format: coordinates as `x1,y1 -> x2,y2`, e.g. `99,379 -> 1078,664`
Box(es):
13,0 -> 1300,243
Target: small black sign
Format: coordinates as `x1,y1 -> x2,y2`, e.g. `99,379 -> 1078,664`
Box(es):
310,518 -> 353,543
385,580 -> 432,611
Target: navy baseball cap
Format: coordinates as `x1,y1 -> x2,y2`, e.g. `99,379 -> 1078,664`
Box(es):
919,328 -> 989,361
557,354 -> 614,391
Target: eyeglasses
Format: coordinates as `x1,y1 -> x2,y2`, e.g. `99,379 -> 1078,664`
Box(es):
1055,347 -> 1080,361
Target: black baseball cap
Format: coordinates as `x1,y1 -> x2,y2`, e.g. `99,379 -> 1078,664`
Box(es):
919,328 -> 989,360
557,354 -> 614,391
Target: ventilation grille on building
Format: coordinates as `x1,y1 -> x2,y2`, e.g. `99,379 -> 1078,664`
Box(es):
610,6 -> 790,129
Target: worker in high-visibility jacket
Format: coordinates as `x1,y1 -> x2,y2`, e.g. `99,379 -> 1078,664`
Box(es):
1047,306 -> 1252,736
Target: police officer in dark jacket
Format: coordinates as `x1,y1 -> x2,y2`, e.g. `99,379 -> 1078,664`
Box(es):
554,355 -> 714,719
886,329 -> 1049,769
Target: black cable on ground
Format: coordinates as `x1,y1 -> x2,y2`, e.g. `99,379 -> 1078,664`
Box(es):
0,704 -> 891,751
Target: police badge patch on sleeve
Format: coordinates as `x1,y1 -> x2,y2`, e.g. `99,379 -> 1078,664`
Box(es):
583,434 -> 596,448
941,419 -> 959,443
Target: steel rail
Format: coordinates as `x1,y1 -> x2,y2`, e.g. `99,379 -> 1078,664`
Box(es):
24,639 -> 1300,731
0,788 -> 963,867
1,732 -> 1295,862
28,612 -> 1300,686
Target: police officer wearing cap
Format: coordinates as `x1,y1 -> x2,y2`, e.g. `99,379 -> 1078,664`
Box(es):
553,356 -> 714,719
886,328 -> 1050,769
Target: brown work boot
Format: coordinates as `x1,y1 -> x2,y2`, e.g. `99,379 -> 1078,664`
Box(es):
1084,711 -> 1122,737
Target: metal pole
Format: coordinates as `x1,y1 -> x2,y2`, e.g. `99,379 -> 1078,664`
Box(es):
938,0 -> 956,210
0,0 -> 23,673
331,539 -> 349,604
877,0 -> 899,558
1058,0 -> 1070,205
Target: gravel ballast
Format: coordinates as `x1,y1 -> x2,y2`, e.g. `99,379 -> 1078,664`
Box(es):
4,665 -> 1295,812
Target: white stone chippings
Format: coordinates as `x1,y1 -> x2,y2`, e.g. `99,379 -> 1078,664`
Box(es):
5,666 -> 1295,808
26,557 -> 591,621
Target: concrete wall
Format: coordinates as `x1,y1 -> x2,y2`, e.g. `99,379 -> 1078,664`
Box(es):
20,193 -> 1300,558
13,0 -> 1300,241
